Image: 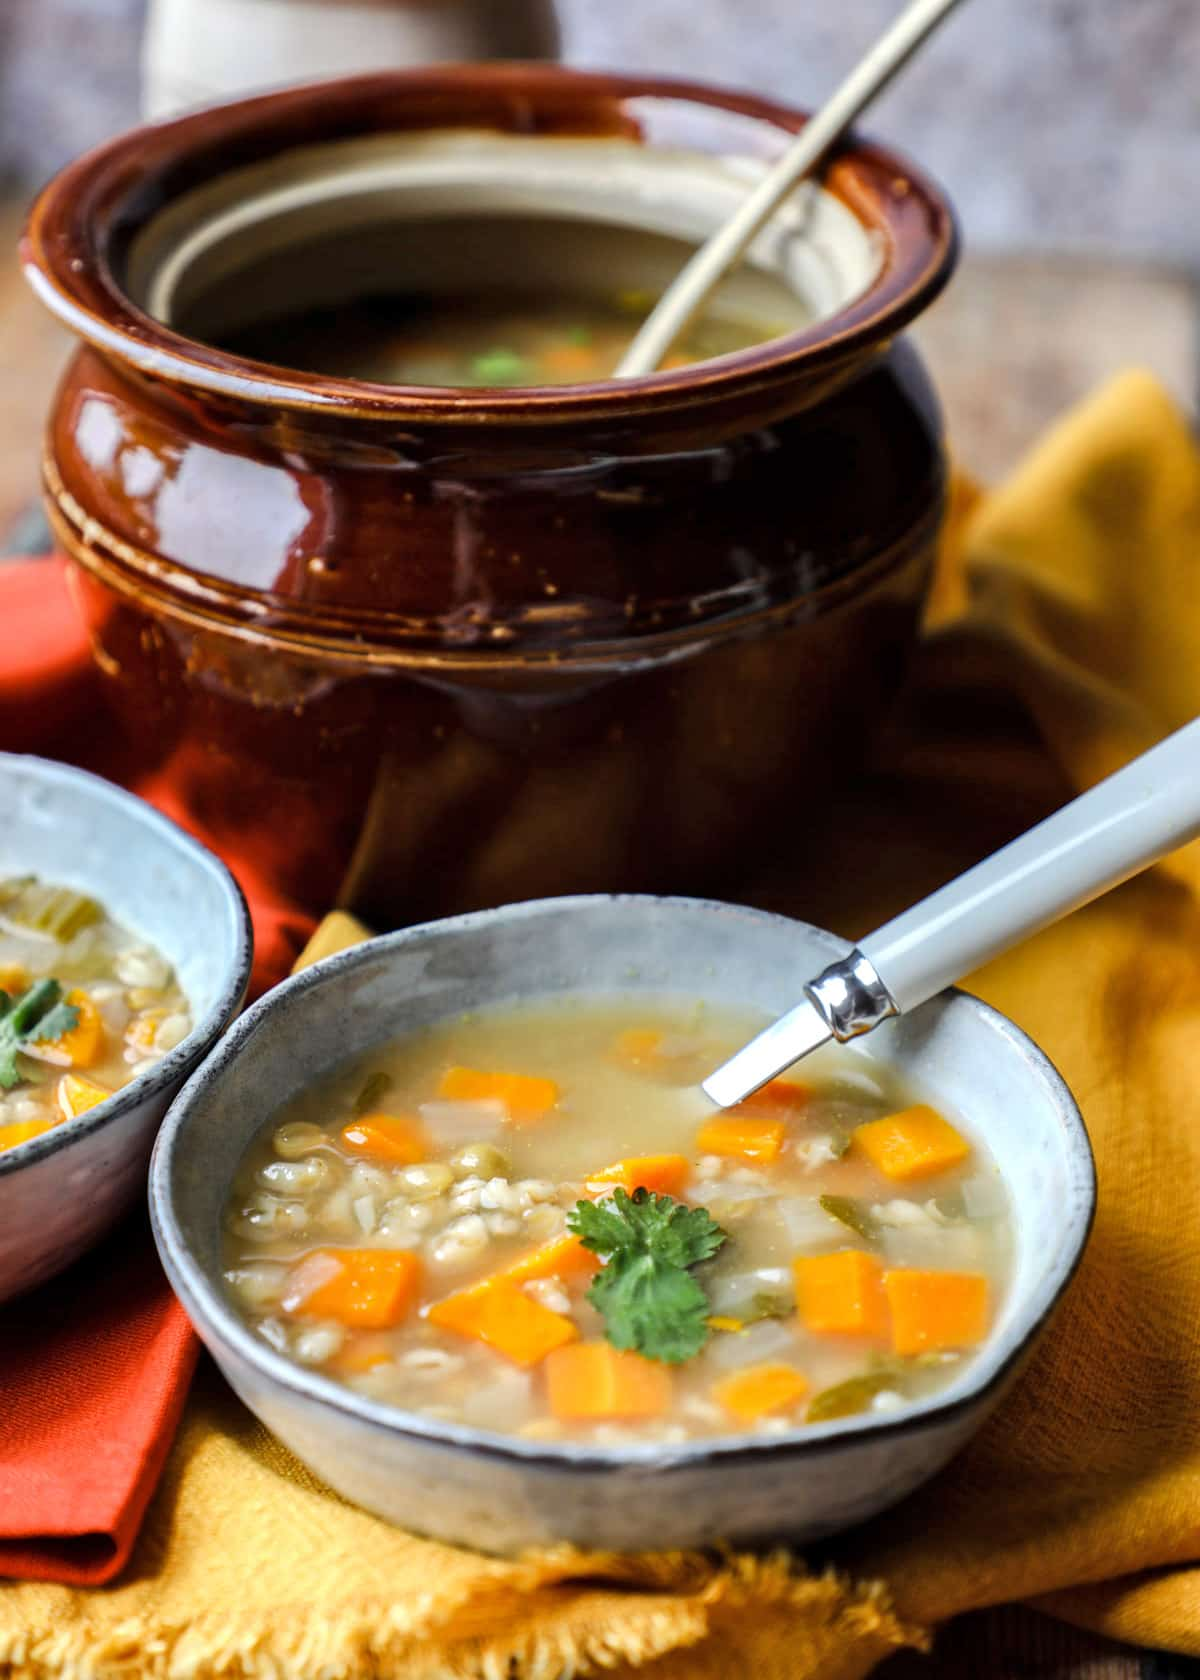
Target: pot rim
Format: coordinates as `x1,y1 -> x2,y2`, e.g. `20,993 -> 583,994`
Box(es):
22,63 -> 957,426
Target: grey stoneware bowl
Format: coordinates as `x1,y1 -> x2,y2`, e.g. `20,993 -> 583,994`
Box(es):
150,894 -> 1094,1554
0,754 -> 252,1302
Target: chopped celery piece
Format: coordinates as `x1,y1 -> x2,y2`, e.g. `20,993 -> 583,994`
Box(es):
469,347 -> 528,384
738,1291 -> 793,1325
1,882 -> 103,941
354,1069 -> 394,1115
807,1368 -> 901,1423
818,1194 -> 880,1242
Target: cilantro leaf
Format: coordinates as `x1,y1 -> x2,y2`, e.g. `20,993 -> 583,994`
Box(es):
568,1188 -> 728,1365
0,979 -> 80,1089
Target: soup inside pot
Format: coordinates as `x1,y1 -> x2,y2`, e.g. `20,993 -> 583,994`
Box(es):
222,996 -> 1012,1444
217,286 -> 784,388
176,213 -> 808,387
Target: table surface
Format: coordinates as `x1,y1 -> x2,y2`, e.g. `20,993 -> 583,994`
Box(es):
2,197 -> 1199,1676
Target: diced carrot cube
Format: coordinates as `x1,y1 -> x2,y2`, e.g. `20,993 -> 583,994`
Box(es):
541,342 -> 599,376
27,990 -> 104,1069
738,1078 -> 812,1113
57,1073 -> 111,1119
0,1118 -> 53,1151
696,1114 -> 786,1164
588,1154 -> 690,1198
794,1249 -> 889,1338
613,1028 -> 664,1065
339,1113 -> 429,1165
428,1279 -> 578,1367
852,1105 -> 970,1181
712,1362 -> 809,1423
545,1341 -> 672,1420
884,1269 -> 989,1356
438,1066 -> 559,1123
501,1232 -> 599,1285
283,1248 -> 422,1329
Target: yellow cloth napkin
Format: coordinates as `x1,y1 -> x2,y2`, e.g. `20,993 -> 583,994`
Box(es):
5,369 -> 1200,1679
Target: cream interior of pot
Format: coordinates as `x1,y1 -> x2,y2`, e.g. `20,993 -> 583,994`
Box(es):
123,131 -> 884,377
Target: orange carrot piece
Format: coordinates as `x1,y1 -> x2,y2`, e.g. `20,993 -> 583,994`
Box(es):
588,1154 -> 690,1198
501,1232 -> 599,1285
541,343 -> 600,376
27,990 -> 104,1069
283,1248 -> 422,1329
57,1072 -> 111,1119
794,1249 -> 889,1338
545,1342 -> 672,1420
884,1269 -> 989,1356
712,1362 -> 809,1423
0,1118 -> 53,1151
438,1066 -> 559,1123
340,1113 -> 429,1165
0,964 -> 28,994
738,1078 -> 813,1114
852,1105 -> 971,1181
612,1027 -> 664,1066
428,1279 -> 578,1367
696,1114 -> 786,1164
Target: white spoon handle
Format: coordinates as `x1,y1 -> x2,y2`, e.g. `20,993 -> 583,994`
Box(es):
703,717 -> 1200,1108
860,716 -> 1200,1012
615,0 -> 968,380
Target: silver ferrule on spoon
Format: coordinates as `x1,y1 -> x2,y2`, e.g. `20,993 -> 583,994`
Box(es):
702,714 -> 1200,1108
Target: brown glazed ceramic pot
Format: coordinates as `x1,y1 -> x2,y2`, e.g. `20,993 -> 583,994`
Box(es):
22,67 -> 956,927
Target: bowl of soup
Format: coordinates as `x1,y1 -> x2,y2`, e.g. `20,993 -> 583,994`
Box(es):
0,754 -> 252,1301
150,895 -> 1093,1552
24,66 -> 955,930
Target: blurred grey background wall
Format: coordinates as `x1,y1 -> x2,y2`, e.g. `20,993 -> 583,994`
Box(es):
1,0 -> 1198,262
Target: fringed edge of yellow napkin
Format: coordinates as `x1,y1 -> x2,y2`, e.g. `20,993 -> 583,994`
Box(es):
0,1553 -> 924,1680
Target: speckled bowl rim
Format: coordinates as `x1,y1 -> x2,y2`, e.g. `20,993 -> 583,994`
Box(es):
150,894 -> 1095,1472
0,754 -> 254,1178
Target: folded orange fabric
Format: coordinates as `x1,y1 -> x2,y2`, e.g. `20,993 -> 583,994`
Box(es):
0,557 -> 316,1585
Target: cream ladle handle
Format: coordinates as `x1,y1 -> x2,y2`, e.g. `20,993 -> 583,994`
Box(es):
615,0 -> 970,380
703,717 -> 1200,1108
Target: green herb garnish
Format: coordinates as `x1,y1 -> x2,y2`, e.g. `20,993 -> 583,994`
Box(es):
818,1194 -> 880,1242
568,1187 -> 728,1364
0,980 -> 80,1089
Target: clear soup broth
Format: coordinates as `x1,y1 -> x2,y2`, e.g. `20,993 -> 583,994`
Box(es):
218,288 -> 781,387
223,998 -> 1012,1444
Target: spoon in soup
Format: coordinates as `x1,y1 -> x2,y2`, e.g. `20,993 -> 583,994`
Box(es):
703,716 -> 1200,1107
615,0 -> 970,380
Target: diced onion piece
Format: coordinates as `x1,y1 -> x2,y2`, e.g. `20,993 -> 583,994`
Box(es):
777,1196 -> 846,1248
705,1316 -> 799,1371
706,1267 -> 794,1320
419,1099 -> 507,1145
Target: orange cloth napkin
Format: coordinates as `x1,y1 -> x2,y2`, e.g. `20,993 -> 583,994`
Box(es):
0,560 -> 315,1584
4,370 -> 1200,1674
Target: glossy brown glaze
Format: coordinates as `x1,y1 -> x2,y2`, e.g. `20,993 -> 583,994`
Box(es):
24,67 -> 957,925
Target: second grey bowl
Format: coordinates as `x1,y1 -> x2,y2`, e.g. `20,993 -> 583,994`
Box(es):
0,754 -> 252,1301
150,894 -> 1094,1553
